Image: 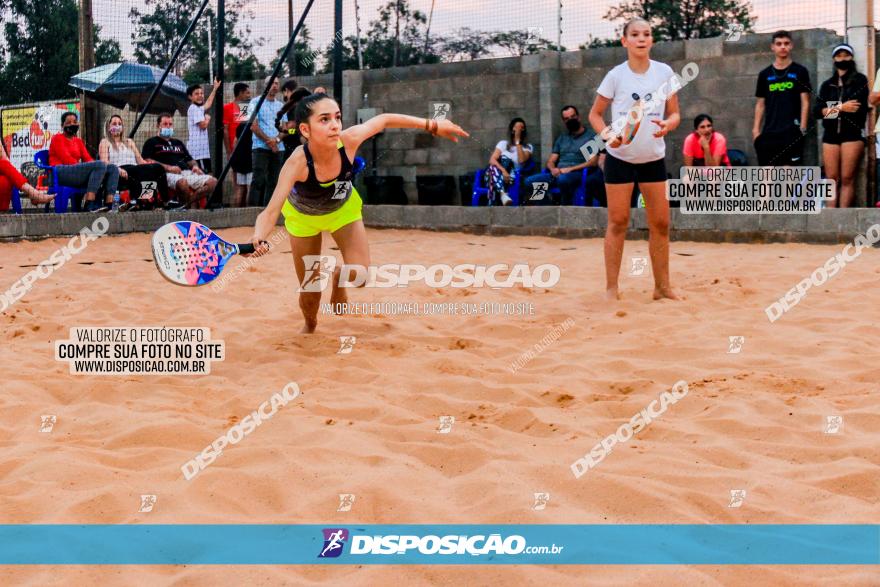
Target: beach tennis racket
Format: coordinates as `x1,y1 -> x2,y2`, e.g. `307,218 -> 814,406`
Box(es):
151,221 -> 264,286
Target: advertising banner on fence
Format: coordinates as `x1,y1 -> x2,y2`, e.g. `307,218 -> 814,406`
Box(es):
0,100 -> 80,171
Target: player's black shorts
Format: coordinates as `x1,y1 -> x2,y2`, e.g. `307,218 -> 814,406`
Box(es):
602,153 -> 667,184
822,125 -> 864,145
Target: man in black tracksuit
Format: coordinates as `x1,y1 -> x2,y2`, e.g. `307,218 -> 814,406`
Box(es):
752,30 -> 812,166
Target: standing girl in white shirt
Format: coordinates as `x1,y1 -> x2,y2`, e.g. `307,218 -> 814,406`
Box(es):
589,18 -> 682,301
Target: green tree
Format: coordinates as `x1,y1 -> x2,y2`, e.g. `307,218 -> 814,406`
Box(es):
492,30 -> 562,56
130,0 -> 262,82
94,25 -> 122,66
270,25 -> 318,77
322,0 -> 440,72
592,0 -> 755,44
0,0 -> 119,104
438,28 -> 494,62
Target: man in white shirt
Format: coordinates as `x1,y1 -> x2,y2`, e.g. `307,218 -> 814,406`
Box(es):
186,79 -> 221,173
248,77 -> 285,206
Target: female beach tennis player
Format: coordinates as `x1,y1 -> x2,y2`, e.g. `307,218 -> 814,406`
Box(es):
248,93 -> 469,332
588,18 -> 681,301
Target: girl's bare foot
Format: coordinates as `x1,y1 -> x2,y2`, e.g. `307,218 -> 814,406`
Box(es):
300,319 -> 317,334
23,184 -> 53,204
653,286 -> 682,300
605,287 -> 622,301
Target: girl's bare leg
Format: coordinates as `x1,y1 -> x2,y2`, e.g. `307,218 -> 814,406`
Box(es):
839,141 -> 863,208
604,183 -> 633,300
640,180 -> 680,300
330,219 -> 371,311
823,143 -> 841,207
291,233 -> 325,333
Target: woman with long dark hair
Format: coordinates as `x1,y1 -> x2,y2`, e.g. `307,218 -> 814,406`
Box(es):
814,43 -> 868,208
682,114 -> 730,167
486,117 -> 532,205
247,93 -> 468,333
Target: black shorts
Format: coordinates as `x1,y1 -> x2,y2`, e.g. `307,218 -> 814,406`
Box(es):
754,127 -> 805,165
603,153 -> 667,184
822,125 -> 864,145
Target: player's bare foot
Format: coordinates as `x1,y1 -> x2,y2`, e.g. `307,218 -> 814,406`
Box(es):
653,286 -> 682,300
299,297 -> 319,332
605,287 -> 622,301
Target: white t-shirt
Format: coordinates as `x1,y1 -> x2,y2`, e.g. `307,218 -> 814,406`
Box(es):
187,103 -> 210,160
495,140 -> 533,169
596,59 -> 677,164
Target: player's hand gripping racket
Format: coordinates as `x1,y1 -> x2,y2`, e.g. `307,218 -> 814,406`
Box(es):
151,221 -> 267,286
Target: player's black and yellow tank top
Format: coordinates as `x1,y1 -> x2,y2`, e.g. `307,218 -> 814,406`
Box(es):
288,140 -> 353,215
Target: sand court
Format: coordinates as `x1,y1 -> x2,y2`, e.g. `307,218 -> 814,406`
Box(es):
1,227 -> 878,584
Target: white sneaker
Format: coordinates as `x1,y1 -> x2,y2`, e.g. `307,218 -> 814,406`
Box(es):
500,193 -> 512,206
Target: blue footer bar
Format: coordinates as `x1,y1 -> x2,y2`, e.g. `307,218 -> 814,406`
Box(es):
0,525 -> 877,564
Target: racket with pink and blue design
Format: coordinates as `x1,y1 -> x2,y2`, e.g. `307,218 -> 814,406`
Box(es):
151,221 -> 263,286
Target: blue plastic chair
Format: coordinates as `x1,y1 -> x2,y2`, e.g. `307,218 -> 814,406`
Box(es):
571,167 -> 602,206
10,187 -> 22,214
352,156 -> 366,176
34,150 -> 87,213
470,159 -> 536,206
538,166 -> 598,206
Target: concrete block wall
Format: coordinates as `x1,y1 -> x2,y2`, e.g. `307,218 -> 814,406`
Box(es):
3,207 -> 876,245
338,29 -> 846,205
59,28 -> 855,213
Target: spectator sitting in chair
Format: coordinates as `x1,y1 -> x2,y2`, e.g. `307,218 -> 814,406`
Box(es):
0,139 -> 52,211
682,114 -> 731,167
486,117 -> 533,206
524,105 -> 605,206
142,113 -> 217,208
99,115 -> 170,210
49,111 -> 119,212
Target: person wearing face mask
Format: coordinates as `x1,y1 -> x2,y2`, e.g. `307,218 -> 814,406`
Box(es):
99,115 -> 170,209
142,113 -> 217,209
523,105 -> 605,206
48,111 -> 119,212
814,44 -> 868,208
